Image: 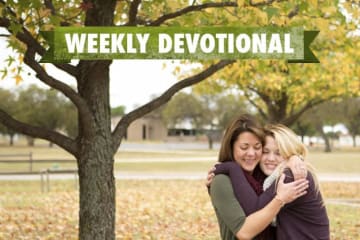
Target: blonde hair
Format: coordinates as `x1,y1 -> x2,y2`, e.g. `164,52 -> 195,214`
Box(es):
265,124 -> 321,194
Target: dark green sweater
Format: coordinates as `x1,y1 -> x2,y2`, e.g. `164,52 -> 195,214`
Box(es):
210,174 -> 246,240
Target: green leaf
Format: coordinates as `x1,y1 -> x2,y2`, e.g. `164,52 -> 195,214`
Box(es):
264,7 -> 279,21
8,22 -> 23,35
5,56 -> 15,67
0,68 -> 8,80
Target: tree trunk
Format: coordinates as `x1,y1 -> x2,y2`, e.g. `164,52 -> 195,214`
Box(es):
26,136 -> 34,146
77,60 -> 115,239
352,134 -> 357,147
320,131 -> 331,152
208,136 -> 213,150
78,140 -> 115,240
9,134 -> 14,146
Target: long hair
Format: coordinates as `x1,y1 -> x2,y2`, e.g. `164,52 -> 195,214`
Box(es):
265,124 -> 321,193
218,114 -> 265,162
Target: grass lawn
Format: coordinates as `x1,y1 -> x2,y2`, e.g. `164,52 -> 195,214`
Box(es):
1,145 -> 359,173
0,144 -> 359,239
0,180 -> 359,240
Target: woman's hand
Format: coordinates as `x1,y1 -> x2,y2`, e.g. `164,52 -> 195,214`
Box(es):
276,173 -> 309,204
287,155 -> 307,180
205,166 -> 216,187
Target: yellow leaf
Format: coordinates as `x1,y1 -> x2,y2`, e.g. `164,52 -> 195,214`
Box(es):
18,55 -> 24,64
15,74 -> 22,85
237,0 -> 245,7
308,0 -> 318,9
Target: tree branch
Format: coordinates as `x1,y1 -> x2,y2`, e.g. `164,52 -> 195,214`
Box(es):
249,0 -> 286,7
23,49 -> 94,136
244,92 -> 268,121
148,2 -> 237,26
127,0 -> 142,26
0,109 -> 77,155
287,5 -> 299,19
0,3 -> 78,77
283,98 -> 328,126
111,59 -> 236,152
44,0 -> 56,15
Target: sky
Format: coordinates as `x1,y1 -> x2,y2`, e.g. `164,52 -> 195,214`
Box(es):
0,35 -> 184,112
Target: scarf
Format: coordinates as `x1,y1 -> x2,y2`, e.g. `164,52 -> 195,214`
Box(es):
242,165 -> 267,195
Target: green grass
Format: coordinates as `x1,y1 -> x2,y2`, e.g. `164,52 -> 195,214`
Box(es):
307,152 -> 360,173
115,161 -> 215,172
0,145 -> 359,173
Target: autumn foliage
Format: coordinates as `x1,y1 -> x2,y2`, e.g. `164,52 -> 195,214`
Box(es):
0,180 -> 359,240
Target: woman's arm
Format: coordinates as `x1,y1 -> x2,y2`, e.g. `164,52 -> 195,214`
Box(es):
214,161 -> 277,214
236,173 -> 308,240
211,174 -> 308,240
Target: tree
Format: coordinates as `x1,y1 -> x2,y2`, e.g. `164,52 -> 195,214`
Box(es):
162,92 -> 206,131
199,92 -> 249,149
192,1 -> 360,125
162,91 -> 248,149
0,88 -> 17,145
337,97 -> 360,147
302,100 -> 344,152
291,118 -> 316,144
15,85 -> 69,146
111,105 -> 126,116
0,1 -> 237,239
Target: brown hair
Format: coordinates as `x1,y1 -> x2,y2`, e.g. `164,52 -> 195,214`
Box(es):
218,114 -> 265,162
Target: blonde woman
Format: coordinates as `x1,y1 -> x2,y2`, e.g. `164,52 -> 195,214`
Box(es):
266,124 -> 329,239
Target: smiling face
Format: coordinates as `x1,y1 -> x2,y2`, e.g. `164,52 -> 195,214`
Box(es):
260,135 -> 284,176
233,132 -> 263,174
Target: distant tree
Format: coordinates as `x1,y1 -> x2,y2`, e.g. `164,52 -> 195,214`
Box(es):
302,101 -> 343,152
162,91 -> 206,131
111,105 -> 126,117
62,102 -> 78,139
162,91 -> 248,149
337,98 -> 360,147
0,88 -> 18,145
291,119 -> 316,144
16,85 -> 71,146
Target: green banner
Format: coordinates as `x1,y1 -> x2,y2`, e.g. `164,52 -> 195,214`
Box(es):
40,27 -> 319,63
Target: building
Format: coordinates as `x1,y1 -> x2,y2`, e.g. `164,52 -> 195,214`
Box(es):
111,115 -> 167,141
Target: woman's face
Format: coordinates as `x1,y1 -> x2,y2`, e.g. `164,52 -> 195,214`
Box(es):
233,132 -> 262,174
260,136 -> 284,176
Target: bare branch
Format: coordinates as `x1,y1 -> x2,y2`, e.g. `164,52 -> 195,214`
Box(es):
249,0 -> 286,7
127,0 -> 142,26
0,109 -> 77,155
44,0 -> 56,15
148,2 -> 237,26
287,5 -> 299,19
111,59 -> 236,152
